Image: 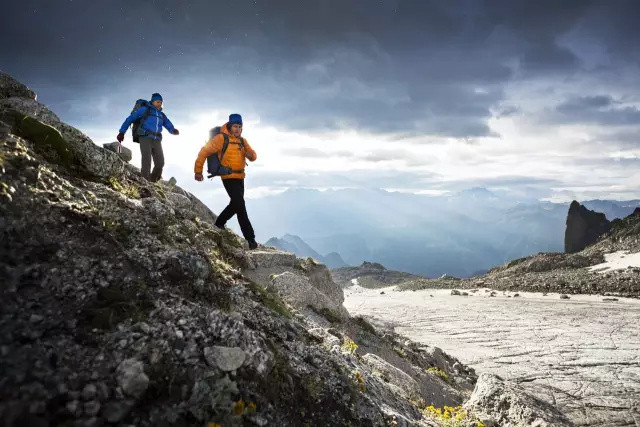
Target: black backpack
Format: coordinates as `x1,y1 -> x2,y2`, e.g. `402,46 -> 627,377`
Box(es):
130,99 -> 166,143
206,126 -> 246,178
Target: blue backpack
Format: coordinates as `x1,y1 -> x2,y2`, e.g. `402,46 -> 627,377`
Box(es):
206,126 -> 246,178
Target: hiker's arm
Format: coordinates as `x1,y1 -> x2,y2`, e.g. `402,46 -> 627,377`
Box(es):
244,140 -> 257,162
118,107 -> 146,134
194,135 -> 223,174
162,115 -> 176,133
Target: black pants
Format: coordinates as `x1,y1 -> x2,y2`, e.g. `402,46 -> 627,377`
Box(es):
139,136 -> 164,182
215,179 -> 255,240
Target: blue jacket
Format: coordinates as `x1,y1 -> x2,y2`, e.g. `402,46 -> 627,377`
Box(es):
119,104 -> 176,141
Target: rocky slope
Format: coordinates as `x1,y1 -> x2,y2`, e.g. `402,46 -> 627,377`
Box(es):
0,72 -> 570,427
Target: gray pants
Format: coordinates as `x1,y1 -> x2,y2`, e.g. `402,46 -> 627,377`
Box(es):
139,136 -> 164,182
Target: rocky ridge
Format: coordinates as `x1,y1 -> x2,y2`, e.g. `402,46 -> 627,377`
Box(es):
0,72 -> 569,426
564,200 -> 611,253
332,261 -> 424,289
352,207 -> 640,297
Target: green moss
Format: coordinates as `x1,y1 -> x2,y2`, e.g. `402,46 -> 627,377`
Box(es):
426,366 -> 450,382
316,307 -> 342,324
245,280 -> 292,319
354,316 -> 377,335
393,346 -> 407,358
108,176 -> 140,198
153,181 -> 168,200
14,114 -> 74,167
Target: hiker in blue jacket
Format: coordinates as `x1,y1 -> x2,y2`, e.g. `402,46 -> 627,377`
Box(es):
117,93 -> 179,182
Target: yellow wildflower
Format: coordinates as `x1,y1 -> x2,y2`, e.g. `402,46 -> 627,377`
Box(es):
233,400 -> 245,415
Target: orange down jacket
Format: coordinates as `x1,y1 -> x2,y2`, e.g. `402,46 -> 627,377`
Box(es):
194,123 -> 257,180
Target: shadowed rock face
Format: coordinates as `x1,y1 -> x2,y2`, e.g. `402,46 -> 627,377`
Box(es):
565,200 -> 611,253
0,72 -> 36,100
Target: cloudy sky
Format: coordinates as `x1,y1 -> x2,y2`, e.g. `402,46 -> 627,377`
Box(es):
2,0 -> 640,204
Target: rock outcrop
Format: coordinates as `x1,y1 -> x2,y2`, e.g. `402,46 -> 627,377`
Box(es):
332,261 -> 424,288
0,72 -> 538,427
0,72 -> 36,100
564,200 -> 611,253
103,141 -> 133,163
464,374 -> 571,426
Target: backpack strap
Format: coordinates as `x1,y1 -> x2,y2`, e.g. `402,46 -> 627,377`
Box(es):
139,106 -> 152,135
218,134 -> 245,174
219,133 -> 230,162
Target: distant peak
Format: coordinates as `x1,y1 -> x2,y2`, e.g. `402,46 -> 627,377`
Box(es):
361,261 -> 386,270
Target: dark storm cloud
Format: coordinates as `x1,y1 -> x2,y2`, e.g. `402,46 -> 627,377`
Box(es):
554,95 -> 640,126
2,0 -> 640,137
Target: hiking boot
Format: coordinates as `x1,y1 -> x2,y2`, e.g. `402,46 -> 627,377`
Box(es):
248,239 -> 258,250
214,223 -> 225,230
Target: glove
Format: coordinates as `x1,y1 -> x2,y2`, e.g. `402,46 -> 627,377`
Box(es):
116,132 -> 125,142
172,129 -> 180,135
194,172 -> 204,182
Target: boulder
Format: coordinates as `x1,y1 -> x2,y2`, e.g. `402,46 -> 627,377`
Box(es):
464,373 -> 571,426
361,353 -> 422,401
169,184 -> 218,225
564,200 -> 611,253
164,252 -> 211,284
116,358 -> 149,399
103,141 -> 132,162
203,346 -> 247,371
249,249 -> 297,269
269,271 -> 349,319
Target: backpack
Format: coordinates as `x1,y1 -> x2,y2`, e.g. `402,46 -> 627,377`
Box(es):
130,99 -> 150,143
206,126 -> 247,178
130,99 -> 167,143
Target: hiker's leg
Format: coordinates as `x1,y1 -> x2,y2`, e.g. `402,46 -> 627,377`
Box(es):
230,180 -> 255,240
139,137 -> 153,180
215,179 -> 240,227
150,140 -> 165,182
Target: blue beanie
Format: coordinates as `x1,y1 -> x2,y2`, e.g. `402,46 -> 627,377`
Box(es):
151,93 -> 163,102
228,113 -> 243,126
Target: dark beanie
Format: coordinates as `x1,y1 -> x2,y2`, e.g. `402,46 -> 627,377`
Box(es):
151,93 -> 163,102
228,113 -> 243,126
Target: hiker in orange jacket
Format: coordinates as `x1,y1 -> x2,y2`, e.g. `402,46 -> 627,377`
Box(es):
194,114 -> 259,249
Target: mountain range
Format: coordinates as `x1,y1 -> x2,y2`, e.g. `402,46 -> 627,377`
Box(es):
265,234 -> 348,269
244,187 -> 640,278
336,202 -> 640,298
